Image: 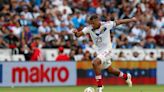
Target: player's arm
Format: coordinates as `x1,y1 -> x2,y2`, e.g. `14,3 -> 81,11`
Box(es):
73,27 -> 89,37
115,17 -> 137,25
73,29 -> 84,37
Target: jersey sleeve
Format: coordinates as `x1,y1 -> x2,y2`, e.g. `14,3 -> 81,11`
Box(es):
106,21 -> 116,28
82,26 -> 90,35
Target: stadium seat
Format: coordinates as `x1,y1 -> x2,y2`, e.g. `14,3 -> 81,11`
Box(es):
0,54 -> 11,62
144,49 -> 157,60
132,49 -> 145,60
0,49 -> 12,55
29,26 -> 38,35
64,49 -> 71,55
112,49 -> 120,60
74,55 -> 83,61
122,49 -> 133,60
44,49 -> 58,61
157,49 -> 164,58
12,54 -> 25,62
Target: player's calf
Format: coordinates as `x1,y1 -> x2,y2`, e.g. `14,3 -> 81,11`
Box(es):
107,66 -> 132,87
119,72 -> 132,87
92,58 -> 104,91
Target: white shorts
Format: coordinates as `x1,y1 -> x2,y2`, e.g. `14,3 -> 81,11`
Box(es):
96,49 -> 112,69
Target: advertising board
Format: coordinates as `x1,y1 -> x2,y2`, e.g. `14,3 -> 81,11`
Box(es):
0,62 -> 76,87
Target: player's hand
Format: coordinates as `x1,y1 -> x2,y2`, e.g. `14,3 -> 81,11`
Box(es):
72,29 -> 79,37
72,29 -> 83,37
132,17 -> 137,22
73,29 -> 78,34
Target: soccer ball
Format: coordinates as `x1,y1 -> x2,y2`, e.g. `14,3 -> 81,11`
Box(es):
84,87 -> 95,92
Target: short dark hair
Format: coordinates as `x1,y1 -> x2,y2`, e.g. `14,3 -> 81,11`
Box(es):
89,15 -> 98,20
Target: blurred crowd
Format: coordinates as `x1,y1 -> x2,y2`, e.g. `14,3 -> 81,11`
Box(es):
0,0 -> 163,61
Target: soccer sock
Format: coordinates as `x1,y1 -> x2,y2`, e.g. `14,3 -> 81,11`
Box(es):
95,75 -> 103,87
119,72 -> 127,80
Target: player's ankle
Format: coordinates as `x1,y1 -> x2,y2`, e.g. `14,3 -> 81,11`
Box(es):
123,73 -> 128,80
95,75 -> 103,87
119,72 -> 127,80
96,79 -> 103,87
97,84 -> 103,87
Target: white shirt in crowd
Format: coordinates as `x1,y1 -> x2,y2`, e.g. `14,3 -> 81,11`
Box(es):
154,17 -> 164,29
131,27 -> 146,38
10,26 -> 22,37
58,5 -> 72,15
21,12 -> 33,20
38,26 -> 51,34
51,0 -> 63,6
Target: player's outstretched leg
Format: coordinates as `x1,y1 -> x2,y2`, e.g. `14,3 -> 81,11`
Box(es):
107,66 -> 132,87
92,58 -> 104,92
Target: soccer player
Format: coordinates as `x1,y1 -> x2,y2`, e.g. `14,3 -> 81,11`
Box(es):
73,15 -> 137,92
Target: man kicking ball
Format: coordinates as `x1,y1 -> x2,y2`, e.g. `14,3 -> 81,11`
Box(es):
73,15 -> 137,92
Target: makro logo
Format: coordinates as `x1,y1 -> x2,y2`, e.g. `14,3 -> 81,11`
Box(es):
0,64 -> 2,83
12,64 -> 69,83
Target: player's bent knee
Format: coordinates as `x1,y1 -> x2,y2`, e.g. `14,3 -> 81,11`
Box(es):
92,58 -> 101,66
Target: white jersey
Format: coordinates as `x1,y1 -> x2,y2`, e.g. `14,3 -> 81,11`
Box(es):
82,21 -> 116,53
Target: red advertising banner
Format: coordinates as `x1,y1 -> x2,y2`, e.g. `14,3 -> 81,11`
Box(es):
0,62 -> 76,87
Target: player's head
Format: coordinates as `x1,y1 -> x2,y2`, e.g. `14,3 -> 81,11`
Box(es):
88,15 -> 100,29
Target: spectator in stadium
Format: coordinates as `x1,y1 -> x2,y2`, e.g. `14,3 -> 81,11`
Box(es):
0,26 -> 9,35
40,0 -> 51,13
32,6 -> 41,19
117,51 -> 127,61
144,30 -> 156,48
1,4 -> 10,15
96,3 -> 106,15
127,32 -> 137,47
130,24 -> 146,43
58,0 -> 72,15
77,47 -> 84,55
72,40 -> 80,53
3,30 -> 19,49
144,52 -> 157,61
154,29 -> 164,48
157,52 -> 164,61
80,40 -> 88,50
81,51 -> 92,61
54,12 -> 63,26
149,24 -> 160,37
56,46 -> 70,61
44,30 -> 58,48
20,6 -> 33,20
0,36 -> 8,48
154,10 -> 164,29
84,41 -> 95,54
19,14 -> 30,26
69,49 -> 76,61
21,26 -> 32,44
71,12 -> 85,28
56,21 -> 69,33
10,21 -> 22,37
38,21 -> 51,35
116,33 -> 129,48
93,52 -> 97,58
30,36 -> 43,61
48,21 -> 56,32
19,39 -> 30,60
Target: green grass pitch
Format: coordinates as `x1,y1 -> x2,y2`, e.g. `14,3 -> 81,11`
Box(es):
0,85 -> 164,92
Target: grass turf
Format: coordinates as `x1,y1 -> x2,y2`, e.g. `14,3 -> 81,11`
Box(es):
0,85 -> 164,92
